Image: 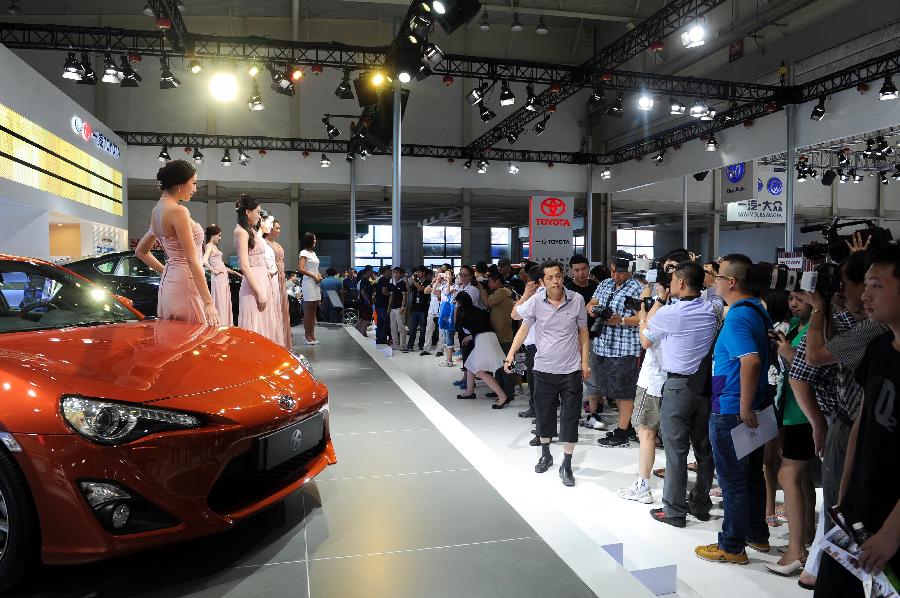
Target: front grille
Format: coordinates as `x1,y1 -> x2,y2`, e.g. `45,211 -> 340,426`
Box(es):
207,438 -> 327,514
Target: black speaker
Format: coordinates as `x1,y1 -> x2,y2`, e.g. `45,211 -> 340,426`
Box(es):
435,0 -> 482,35
354,74 -> 380,107
365,87 -> 411,149
693,171 -> 709,181
821,169 -> 837,186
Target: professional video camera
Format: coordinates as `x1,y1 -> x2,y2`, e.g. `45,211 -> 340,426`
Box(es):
590,296 -> 643,333
800,218 -> 893,262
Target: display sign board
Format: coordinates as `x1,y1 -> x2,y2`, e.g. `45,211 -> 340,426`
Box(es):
529,195 -> 574,263
726,198 -> 786,223
777,255 -> 805,270
722,161 -> 755,203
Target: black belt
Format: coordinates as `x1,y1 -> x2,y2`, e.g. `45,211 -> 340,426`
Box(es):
667,372 -> 691,379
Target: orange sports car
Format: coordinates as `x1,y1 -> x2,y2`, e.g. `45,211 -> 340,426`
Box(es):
0,255 -> 335,590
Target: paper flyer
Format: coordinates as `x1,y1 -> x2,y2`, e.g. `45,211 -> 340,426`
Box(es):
818,526 -> 898,598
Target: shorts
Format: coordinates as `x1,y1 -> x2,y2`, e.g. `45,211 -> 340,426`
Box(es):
590,355 -> 640,400
631,386 -> 661,431
441,328 -> 455,348
584,352 -> 601,395
782,423 -> 814,461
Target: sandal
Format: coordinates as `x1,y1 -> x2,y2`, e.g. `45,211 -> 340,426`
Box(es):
653,468 -> 666,479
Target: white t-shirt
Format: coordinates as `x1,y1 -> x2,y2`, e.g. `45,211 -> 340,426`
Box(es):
637,343 -> 666,397
428,281 -> 441,315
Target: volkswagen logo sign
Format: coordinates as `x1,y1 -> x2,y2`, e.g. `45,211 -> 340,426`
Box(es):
289,428 -> 303,453
278,395 -> 297,411
726,163 -> 745,183
767,177 -> 784,196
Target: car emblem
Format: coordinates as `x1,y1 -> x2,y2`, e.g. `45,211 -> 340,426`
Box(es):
289,428 -> 303,453
278,395 -> 297,411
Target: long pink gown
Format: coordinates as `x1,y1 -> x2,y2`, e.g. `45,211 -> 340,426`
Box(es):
151,219 -> 205,323
208,246 -> 233,326
236,227 -> 270,338
263,239 -> 281,344
271,241 -> 292,351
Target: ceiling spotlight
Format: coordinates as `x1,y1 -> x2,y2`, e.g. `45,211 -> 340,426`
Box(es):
505,127 -> 523,145
118,55 -> 141,88
705,135 -> 719,152
335,69 -> 355,100
796,169 -> 807,183
689,99 -> 709,118
653,149 -> 666,164
525,83 -> 538,111
478,101 -> 497,123
536,16 -> 549,35
209,71 -> 238,101
809,168 -> 819,179
881,171 -> 890,185
700,109 -> 716,121
246,63 -> 260,78
101,52 -> 119,83
359,148 -> 368,160
600,167 -> 611,180
157,145 -> 170,163
499,80 -> 516,106
637,92 -> 654,111
534,115 -> 550,135
589,86 -> 605,106
289,64 -> 304,82
607,93 -> 624,117
431,1 -> 446,14
850,168 -> 863,183
176,1 -> 186,12
680,23 -> 706,48
880,75 -> 898,100
511,12 -> 523,32
422,42 -> 444,71
323,117 -> 341,139
466,81 -> 488,105
670,98 -> 686,115
189,59 -> 202,74
508,162 -> 520,175
398,71 -> 412,84
62,52 -> 83,80
345,152 -> 355,163
248,80 -> 265,111
192,148 -> 204,164
369,70 -> 388,88
864,138 -> 874,157
159,56 -> 181,89
463,159 -> 472,171
477,159 -> 489,174
238,149 -> 251,166
479,9 -> 490,31
810,96 -> 826,121
221,149 -> 232,166
269,64 -> 295,96
77,53 -> 96,85
320,154 -> 331,168
892,165 -> 900,181
838,151 -> 851,167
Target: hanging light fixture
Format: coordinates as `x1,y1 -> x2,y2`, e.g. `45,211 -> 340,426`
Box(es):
636,92 -> 654,111
600,167 -> 612,180
7,0 -> 21,15
670,98 -> 686,115
189,58 -> 202,74
499,80 -> 516,106
536,16 -> 549,35
118,55 -> 141,87
479,9 -> 490,31
238,149 -> 251,166
159,55 -> 181,89
505,127 -> 523,145
510,12 -> 523,32
62,52 -> 83,80
323,117 -> 341,139
192,148 -> 204,164
533,115 -> 550,135
462,159 -> 473,171
508,162 -> 520,174
320,154 -> 331,168
247,79 -> 265,111
77,52 -> 96,85
101,52 -> 120,84
478,101 -> 497,123
589,86 -> 605,106
221,149 -> 232,166
607,93 -> 624,117
705,135 -> 719,152
653,149 -> 667,164
810,96 -> 826,121
334,68 -> 355,100
879,75 -> 898,100
525,83 -> 538,112
157,145 -> 171,163
689,99 -> 709,118
680,22 -> 706,48
477,159 -> 489,174
466,80 -> 488,105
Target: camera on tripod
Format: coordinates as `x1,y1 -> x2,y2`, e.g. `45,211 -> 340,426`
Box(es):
800,218 -> 892,262
590,296 -> 643,333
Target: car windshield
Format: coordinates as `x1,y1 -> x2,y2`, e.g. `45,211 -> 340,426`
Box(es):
0,260 -> 140,333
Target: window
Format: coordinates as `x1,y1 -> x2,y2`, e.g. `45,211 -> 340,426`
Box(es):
616,229 -> 654,259
573,236 -> 585,256
116,256 -> 163,278
490,228 -> 510,264
521,242 -> 530,260
93,257 -> 117,274
354,225 -> 393,269
423,226 -> 462,266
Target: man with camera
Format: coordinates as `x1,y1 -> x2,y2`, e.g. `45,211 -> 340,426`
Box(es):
639,260 -> 719,527
586,251 -> 644,447
507,261 -> 591,486
406,266 -> 433,353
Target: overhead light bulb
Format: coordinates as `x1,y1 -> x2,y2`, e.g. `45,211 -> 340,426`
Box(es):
7,0 -> 20,15
221,149 -> 232,166
705,136 -> 718,152
797,169 -> 807,182
323,117 -> 341,139
508,162 -> 520,175
880,75 -> 898,100
499,80 -> 516,106
398,71 -> 412,83
534,116 -> 549,135
810,96 -> 826,121
881,171 -> 890,185
607,93 -> 624,117
670,98 -> 686,115
505,128 -> 522,145
479,9 -> 490,31
141,3 -> 154,17
209,71 -> 238,101
637,93 -> 654,111
689,99 -> 709,118
525,83 -> 538,112
248,80 -> 265,111
289,65 -> 303,81
653,149 -> 666,164
335,69 -> 355,100
118,55 -> 141,88
536,16 -> 549,35
192,148 -> 204,164
101,53 -> 119,83
62,52 -> 83,80
247,63 -> 260,78
238,149 -> 250,165
477,160 -> 489,174
462,159 -> 472,171
700,109 -> 716,121
371,71 -> 386,88
320,154 -> 331,168
157,145 -> 170,163
680,23 -> 706,48
510,12 -> 523,32
159,56 -> 181,89
600,167 -> 611,180
431,1 -> 446,14
189,59 -> 202,74
838,169 -> 848,183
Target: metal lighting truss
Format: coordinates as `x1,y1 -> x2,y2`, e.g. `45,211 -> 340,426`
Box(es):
760,150 -> 900,173
800,47 -> 900,101
116,131 -> 593,165
144,0 -> 189,51
466,0 -> 729,152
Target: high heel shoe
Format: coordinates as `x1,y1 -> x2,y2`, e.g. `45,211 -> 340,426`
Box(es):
491,396 -> 512,409
765,559 -> 804,576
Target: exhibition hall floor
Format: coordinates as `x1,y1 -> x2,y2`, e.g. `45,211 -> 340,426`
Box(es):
21,326 -> 633,598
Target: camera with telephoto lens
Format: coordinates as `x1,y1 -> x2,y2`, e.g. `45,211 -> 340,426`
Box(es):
590,296 -> 642,333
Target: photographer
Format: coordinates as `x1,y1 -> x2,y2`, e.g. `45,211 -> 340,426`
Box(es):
406,266 -> 432,353
566,255 -> 601,428
507,261 -> 590,486
586,251 -> 644,448
388,267 -> 408,351
639,261 -> 719,527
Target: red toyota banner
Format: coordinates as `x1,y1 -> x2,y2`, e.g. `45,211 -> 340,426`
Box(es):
529,195 -> 574,263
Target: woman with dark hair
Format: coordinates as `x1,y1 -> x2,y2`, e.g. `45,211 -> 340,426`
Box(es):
263,216 -> 292,350
258,211 -> 282,344
136,160 -> 219,326
299,232 -> 321,345
202,224 -> 240,326
234,194 -> 269,337
454,291 -> 510,408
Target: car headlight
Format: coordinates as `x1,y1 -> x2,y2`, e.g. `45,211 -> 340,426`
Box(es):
292,352 -> 315,377
61,396 -> 201,445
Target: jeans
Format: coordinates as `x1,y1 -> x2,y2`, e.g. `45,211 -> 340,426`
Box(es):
660,377 -> 714,520
709,412 -> 769,554
406,311 -> 428,350
375,306 -> 390,344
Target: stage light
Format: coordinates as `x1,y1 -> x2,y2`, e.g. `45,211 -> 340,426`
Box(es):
289,65 -> 303,81
269,64 -> 294,96
463,159 -> 472,170
189,59 -> 202,74
158,145 -> 170,163
119,55 -> 141,88
589,86 -> 605,106
796,167 -> 807,182
810,96 -> 826,121
422,42 -> 444,70
238,149 -> 251,166
864,138 -> 874,157
77,53 -> 96,85
838,151 -> 850,167
689,99 -> 709,118
247,63 -> 260,77
478,101 -> 497,123
335,69 -> 355,100
209,71 -> 238,101
466,81 -> 487,105
850,169 -> 863,183
680,23 -> 706,48
838,169 -> 848,183
192,148 -> 204,164
525,83 -> 538,111
345,152 -> 355,163
893,165 -> 900,181
809,168 -> 819,179
505,127 -> 523,145
670,98 -> 686,115
359,148 -> 368,160
880,75 -> 898,100
607,93 -> 623,117
479,10 -> 490,31
62,52 -> 83,80
536,16 -> 549,35
320,154 -> 331,168
7,0 -> 20,15
700,110 -> 716,121
600,167 -> 611,180
653,149 -> 666,164
221,149 -> 232,166
477,159 -> 489,174
637,93 -> 654,111
371,71 -> 387,88
705,135 -> 718,152
511,12 -> 523,32
101,52 -> 119,83
323,117 -> 341,139
159,56 -> 181,89
534,116 -> 550,135
398,71 -> 412,83
432,1 -> 446,14
248,80 -> 265,111
508,162 -> 520,175
142,3 -> 154,17
881,171 -> 890,185
499,80 -> 516,106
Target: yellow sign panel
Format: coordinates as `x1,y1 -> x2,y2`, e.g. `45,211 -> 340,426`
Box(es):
0,103 -> 123,216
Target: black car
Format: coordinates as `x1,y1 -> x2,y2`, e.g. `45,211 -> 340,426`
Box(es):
65,251 -> 301,326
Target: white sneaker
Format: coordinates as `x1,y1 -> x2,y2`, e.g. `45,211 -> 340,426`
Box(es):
618,479 -> 653,504
585,414 -> 607,431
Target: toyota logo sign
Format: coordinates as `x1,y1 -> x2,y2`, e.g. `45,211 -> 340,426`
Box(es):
289,428 -> 303,453
540,197 -> 566,217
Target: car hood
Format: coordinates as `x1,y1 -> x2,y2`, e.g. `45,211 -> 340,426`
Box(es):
0,321 -> 301,403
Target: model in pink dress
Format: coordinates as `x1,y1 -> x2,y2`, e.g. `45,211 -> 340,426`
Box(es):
234,194 -> 270,339
151,219 -> 207,323
262,215 -> 292,350
262,230 -> 282,344
205,244 -> 232,327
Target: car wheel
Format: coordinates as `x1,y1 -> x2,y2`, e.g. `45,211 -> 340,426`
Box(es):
0,450 -> 39,592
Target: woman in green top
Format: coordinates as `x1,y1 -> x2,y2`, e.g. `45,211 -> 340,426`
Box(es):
768,292 -> 817,575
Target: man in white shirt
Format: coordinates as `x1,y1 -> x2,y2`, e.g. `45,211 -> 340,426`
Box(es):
640,260 -> 719,527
